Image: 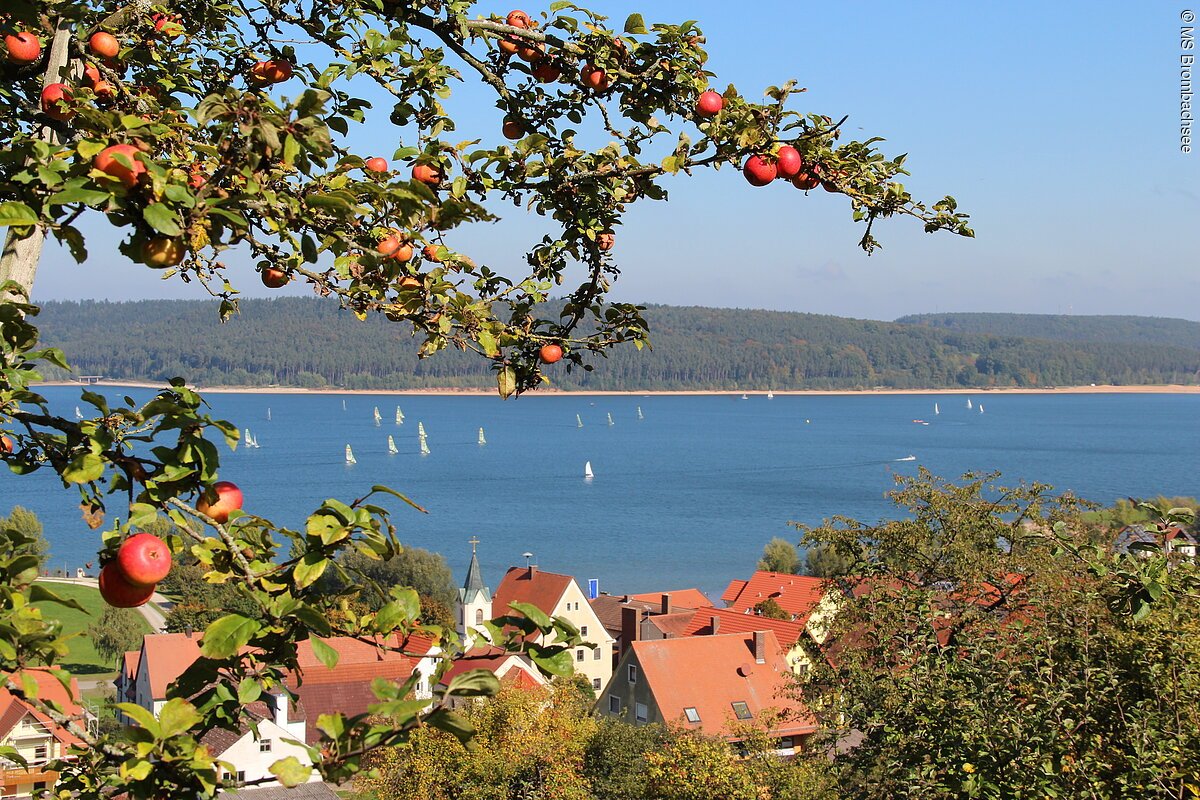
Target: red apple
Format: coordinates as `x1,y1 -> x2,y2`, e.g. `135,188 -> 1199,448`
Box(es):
821,168 -> 846,192
116,532 -> 172,586
532,61 -> 560,82
695,90 -> 723,117
411,163 -> 444,186
596,231 -> 615,251
99,563 -> 156,608
502,118 -> 524,139
0,435 -> 13,454
152,14 -> 183,37
88,31 -> 120,59
188,163 -> 207,189
398,275 -> 422,290
41,83 -> 74,121
94,144 -> 146,188
4,32 -> 41,65
499,35 -> 520,56
142,237 -> 185,268
506,9 -> 531,27
422,244 -> 443,262
377,234 -> 403,257
261,267 -> 289,288
581,64 -> 609,91
775,145 -> 802,179
791,171 -> 821,191
539,343 -> 563,364
364,157 -> 389,173
742,154 -> 776,187
517,41 -> 543,62
197,480 -> 243,524
249,59 -> 292,85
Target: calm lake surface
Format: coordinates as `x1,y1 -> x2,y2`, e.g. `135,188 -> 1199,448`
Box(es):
3,388 -> 1197,599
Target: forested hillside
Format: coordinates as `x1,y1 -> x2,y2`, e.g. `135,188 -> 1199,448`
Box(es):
897,313 -> 1200,351
32,299 -> 1200,390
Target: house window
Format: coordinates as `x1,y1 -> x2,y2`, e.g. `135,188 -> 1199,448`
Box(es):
635,702 -> 648,723
628,665 -> 637,683
581,625 -> 588,636
592,678 -> 602,690
235,771 -> 246,784
594,647 -> 601,660
731,701 -> 752,720
684,707 -> 701,723
779,736 -> 795,750
576,648 -> 585,662
33,744 -> 48,763
259,739 -> 272,752
608,695 -> 621,713
475,608 -> 484,625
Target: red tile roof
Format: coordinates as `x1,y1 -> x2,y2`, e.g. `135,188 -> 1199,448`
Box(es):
625,589 -> 714,609
493,567 -> 573,619
437,647 -> 545,689
0,669 -> 85,746
645,611 -> 699,638
141,632 -> 202,699
721,571 -> 828,620
627,632 -> 815,740
720,579 -> 749,605
682,607 -> 807,646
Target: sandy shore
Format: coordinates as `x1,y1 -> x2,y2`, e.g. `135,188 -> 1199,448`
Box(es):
33,381 -> 1200,396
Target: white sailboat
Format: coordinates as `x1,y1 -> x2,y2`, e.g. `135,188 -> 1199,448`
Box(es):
342,399 -> 347,411
637,406 -> 644,420
576,414 -> 584,428
966,398 -> 973,409
243,428 -> 260,448
418,422 -> 429,455
934,402 -> 939,415
373,407 -> 381,425
741,393 -> 749,400
417,421 -> 426,437
584,460 -> 594,480
387,435 -> 398,454
267,407 -> 271,421
478,427 -> 486,445
395,406 -> 404,424
897,455 -> 917,462
767,391 -> 774,399
74,406 -> 83,419
979,404 -> 984,414
607,412 -> 614,426
345,444 -> 356,464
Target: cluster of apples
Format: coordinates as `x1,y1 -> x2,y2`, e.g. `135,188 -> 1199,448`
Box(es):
499,9 -> 609,95
99,532 -> 171,608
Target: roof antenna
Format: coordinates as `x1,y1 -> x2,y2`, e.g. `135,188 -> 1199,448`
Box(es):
523,552 -> 534,567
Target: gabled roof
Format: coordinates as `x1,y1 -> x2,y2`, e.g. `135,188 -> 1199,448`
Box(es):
492,567 -> 573,618
437,647 -> 546,689
624,631 -> 815,740
644,610 -> 699,638
0,668 -> 85,746
122,650 -> 139,682
141,632 -> 202,699
682,607 -> 807,646
625,589 -> 714,609
721,571 -> 828,620
459,549 -> 491,606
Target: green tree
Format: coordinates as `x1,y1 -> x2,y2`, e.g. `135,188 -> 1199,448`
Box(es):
0,505 -> 48,559
757,536 -> 799,574
582,718 -> 672,800
800,541 -> 857,578
323,546 -> 455,608
645,731 -> 756,800
0,0 -> 970,796
752,597 -> 790,620
87,606 -> 145,665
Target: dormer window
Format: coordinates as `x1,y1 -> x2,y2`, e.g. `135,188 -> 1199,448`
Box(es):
731,701 -> 752,720
684,707 -> 701,723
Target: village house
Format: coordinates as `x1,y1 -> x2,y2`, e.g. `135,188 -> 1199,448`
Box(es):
200,694 -> 315,789
722,570 -> 841,646
0,669 -> 92,800
589,589 -> 713,664
436,646 -> 547,709
1113,525 -> 1199,560
596,629 -> 815,755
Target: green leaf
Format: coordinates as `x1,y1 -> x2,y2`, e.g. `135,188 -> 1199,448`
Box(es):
62,453 -> 105,484
49,187 -> 110,206
309,636 -> 340,670
623,13 -> 647,34
293,552 -> 328,589
301,234 -> 319,263
528,646 -> 575,677
143,203 -> 183,236
237,678 -> 262,705
269,756 -> 313,788
425,707 -> 476,747
445,668 -> 501,697
28,584 -> 87,611
0,202 -> 38,227
508,600 -> 552,629
116,703 -> 161,737
366,484 -> 428,514
157,698 -> 201,739
497,367 -> 517,400
200,614 -> 261,659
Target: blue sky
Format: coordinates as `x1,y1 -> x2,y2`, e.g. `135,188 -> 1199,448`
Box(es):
30,1 -> 1200,321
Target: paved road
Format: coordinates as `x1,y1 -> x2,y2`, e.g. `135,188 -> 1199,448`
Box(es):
36,576 -> 170,632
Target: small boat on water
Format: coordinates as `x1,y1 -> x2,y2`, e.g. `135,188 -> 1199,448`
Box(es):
396,406 -> 404,424
576,414 -> 584,428
934,402 -> 939,415
342,399 -> 347,411
75,406 -> 83,420
387,435 -> 398,454
478,427 -> 486,445
584,461 -> 594,479
967,398 -> 973,409
345,444 -> 356,464
897,455 -> 917,462
243,428 -> 260,448
267,407 -> 272,421
979,404 -> 985,414
418,422 -> 429,455
741,393 -> 749,400
912,419 -> 929,426
637,406 -> 644,420
607,412 -> 614,426
373,407 -> 381,425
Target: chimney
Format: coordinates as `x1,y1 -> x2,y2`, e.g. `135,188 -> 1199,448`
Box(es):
710,615 -> 720,635
752,631 -> 767,664
184,625 -> 193,638
268,692 -> 288,728
660,593 -> 671,615
621,606 -> 640,657
527,564 -> 537,579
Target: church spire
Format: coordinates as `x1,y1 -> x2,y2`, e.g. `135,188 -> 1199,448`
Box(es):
460,536 -> 490,605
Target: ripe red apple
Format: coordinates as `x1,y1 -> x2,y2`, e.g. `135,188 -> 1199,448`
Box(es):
532,61 -> 560,82
0,435 -> 13,454
821,168 -> 846,192
412,163 -> 444,186
99,563 -> 156,608
596,231 -> 615,251
506,9 -> 531,27
197,481 -> 243,524
142,237 -> 185,268
249,59 -> 292,85
791,171 -> 821,191
581,64 -> 609,91
422,244 -> 443,262
517,41 -> 543,62
775,145 -> 802,179
94,144 -> 146,188
743,154 -> 776,187
4,32 -> 41,65
364,157 -> 389,173
499,35 -> 520,56
695,90 -> 723,117
41,83 -> 74,121
188,163 -> 207,189
377,234 -> 403,257
398,275 -> 422,290
539,343 -> 563,364
502,118 -> 524,139
152,13 -> 183,37
116,532 -> 172,586
261,267 -> 289,288
88,31 -> 120,59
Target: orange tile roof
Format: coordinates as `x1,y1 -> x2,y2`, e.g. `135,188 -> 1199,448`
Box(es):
0,669 -> 85,746
141,632 -> 202,699
626,632 -> 815,740
122,651 -> 139,682
721,571 -> 828,620
682,607 -> 807,646
645,610 -> 699,638
721,579 -> 749,605
492,567 -> 573,618
625,589 -> 714,609
437,647 -> 545,688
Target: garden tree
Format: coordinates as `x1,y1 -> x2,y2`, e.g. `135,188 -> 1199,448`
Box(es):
757,535 -> 799,574
582,717 -> 672,800
0,505 -> 49,557
0,0 -> 972,796
752,596 -> 789,620
321,544 -> 454,606
799,540 -> 856,578
87,604 -> 144,664
794,470 -> 1200,799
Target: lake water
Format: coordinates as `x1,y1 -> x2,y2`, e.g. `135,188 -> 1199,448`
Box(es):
2,388 -> 1197,599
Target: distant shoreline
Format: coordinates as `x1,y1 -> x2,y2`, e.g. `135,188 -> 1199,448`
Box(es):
33,381 -> 1200,396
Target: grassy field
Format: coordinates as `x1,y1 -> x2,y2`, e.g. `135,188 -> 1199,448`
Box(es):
32,581 -> 151,675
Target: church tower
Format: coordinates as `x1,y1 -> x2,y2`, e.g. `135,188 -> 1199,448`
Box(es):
457,537 -> 492,644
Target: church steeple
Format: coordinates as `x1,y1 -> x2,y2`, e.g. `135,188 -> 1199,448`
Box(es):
457,537 -> 492,641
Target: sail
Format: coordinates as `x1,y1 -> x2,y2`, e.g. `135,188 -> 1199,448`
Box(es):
418,421 -> 426,437
637,406 -> 644,420
342,399 -> 347,411
387,435 -> 397,454
584,460 -> 594,479
967,398 -> 973,409
607,412 -> 614,426
345,444 -> 356,464
75,406 -> 83,419
267,407 -> 271,421
478,427 -> 486,445
576,414 -> 584,428
396,406 -> 403,424
767,391 -> 774,399
419,435 -> 430,456
934,402 -> 939,415
979,404 -> 984,414
373,407 -> 381,425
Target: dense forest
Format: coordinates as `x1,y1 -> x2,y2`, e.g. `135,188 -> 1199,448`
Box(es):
31,299 -> 1200,390
897,312 -> 1200,351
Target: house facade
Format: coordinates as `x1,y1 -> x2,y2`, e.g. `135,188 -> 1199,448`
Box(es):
0,669 -> 91,800
202,695 -> 316,788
